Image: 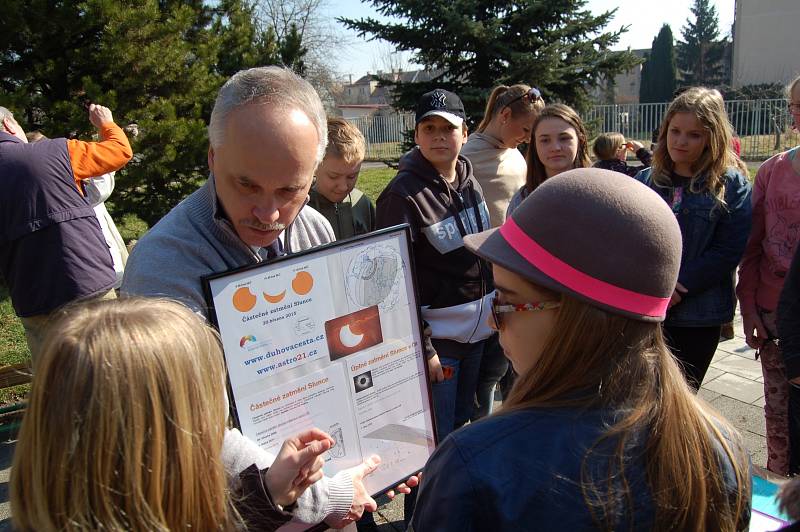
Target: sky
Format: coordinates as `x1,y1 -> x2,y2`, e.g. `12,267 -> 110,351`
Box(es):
325,0 -> 736,79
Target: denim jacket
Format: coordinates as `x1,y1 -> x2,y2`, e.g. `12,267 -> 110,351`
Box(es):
410,407 -> 750,531
635,167 -> 752,327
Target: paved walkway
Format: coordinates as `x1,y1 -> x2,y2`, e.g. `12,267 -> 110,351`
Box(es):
0,315 -> 771,530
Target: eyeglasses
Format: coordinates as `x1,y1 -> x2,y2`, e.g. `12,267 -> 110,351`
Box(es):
789,103 -> 800,113
490,296 -> 560,328
504,87 -> 542,110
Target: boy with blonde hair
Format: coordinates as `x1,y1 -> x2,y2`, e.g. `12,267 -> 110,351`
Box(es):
309,117 -> 376,239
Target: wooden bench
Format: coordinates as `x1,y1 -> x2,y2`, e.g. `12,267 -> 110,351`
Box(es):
0,362 -> 32,438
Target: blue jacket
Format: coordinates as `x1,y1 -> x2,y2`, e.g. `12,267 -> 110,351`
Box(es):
635,168 -> 752,327
410,407 -> 749,531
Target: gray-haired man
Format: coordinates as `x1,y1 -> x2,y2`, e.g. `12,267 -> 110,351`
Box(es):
122,67 -> 401,529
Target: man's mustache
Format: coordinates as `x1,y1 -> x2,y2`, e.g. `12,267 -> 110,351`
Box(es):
240,219 -> 286,231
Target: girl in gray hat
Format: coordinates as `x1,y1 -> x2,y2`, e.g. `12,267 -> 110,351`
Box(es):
409,168 -> 751,531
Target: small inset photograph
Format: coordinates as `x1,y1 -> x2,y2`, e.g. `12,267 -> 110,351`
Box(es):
353,371 -> 374,393
325,305 -> 383,360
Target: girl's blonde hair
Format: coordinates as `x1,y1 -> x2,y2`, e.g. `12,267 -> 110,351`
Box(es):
652,87 -> 746,203
524,104 -> 592,193
11,298 -> 234,531
592,132 -> 625,160
476,84 -> 545,133
502,292 -> 750,531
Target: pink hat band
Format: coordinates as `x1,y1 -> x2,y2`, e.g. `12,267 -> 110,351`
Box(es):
499,218 -> 670,318
462,168 -> 682,322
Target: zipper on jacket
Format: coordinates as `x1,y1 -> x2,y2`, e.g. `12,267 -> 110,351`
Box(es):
456,191 -> 476,234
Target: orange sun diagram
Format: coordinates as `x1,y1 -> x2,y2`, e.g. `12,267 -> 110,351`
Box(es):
232,287 -> 258,312
231,272 -> 316,313
292,271 -> 314,295
263,289 -> 286,304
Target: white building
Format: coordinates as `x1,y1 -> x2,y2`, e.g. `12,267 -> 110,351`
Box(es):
732,0 -> 800,88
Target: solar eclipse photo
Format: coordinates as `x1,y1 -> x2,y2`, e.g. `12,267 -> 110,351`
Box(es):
325,305 -> 383,360
353,371 -> 374,393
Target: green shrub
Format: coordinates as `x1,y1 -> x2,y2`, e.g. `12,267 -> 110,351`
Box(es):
117,213 -> 150,243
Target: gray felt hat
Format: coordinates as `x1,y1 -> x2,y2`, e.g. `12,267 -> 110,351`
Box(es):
463,168 -> 682,322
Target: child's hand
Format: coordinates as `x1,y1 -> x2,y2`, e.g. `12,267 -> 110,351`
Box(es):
386,472 -> 421,500
326,455 -> 381,528
264,428 -> 334,506
742,312 -> 769,350
428,354 -> 444,383
627,140 -> 644,151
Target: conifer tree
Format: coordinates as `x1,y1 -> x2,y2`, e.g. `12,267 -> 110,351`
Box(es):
677,0 -> 727,87
640,24 -> 677,103
280,23 -> 308,75
340,0 -> 639,121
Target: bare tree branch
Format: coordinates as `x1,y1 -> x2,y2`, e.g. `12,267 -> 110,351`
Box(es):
370,41 -> 414,74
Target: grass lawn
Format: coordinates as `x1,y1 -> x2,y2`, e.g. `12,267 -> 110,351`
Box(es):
0,285 -> 31,404
358,167 -> 396,203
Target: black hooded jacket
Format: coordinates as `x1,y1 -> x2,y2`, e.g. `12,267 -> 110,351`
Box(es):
376,147 -> 494,359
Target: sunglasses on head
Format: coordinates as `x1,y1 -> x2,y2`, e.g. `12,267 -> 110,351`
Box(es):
504,87 -> 542,110
490,296 -> 560,328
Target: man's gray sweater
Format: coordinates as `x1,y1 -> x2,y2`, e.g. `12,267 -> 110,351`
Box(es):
122,176 -> 353,527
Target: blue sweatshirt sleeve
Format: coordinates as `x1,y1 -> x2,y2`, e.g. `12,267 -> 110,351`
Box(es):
678,172 -> 753,294
410,438 -> 477,532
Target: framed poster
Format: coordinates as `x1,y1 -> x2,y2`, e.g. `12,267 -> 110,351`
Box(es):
203,225 -> 437,497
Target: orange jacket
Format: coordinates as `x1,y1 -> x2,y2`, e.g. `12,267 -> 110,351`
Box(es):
66,122 -> 133,194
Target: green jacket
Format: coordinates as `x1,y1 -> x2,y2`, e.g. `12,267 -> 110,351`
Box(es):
308,186 -> 376,240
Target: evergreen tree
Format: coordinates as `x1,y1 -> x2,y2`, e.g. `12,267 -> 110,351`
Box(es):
280,23 -> 308,75
340,0 -> 640,122
215,0 -> 269,76
215,0 -> 305,77
0,0 -> 221,226
640,24 -> 677,103
677,0 -> 727,87
639,52 -> 652,103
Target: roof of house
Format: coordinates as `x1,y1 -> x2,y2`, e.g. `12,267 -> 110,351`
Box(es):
349,67 -> 447,87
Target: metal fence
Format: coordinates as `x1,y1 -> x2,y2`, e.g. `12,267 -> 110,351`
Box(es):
348,99 -> 799,161
585,98 -> 799,161
345,113 -> 416,160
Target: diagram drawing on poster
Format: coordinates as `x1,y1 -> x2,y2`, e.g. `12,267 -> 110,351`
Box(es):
327,423 -> 346,460
346,244 -> 404,312
294,315 -> 315,336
